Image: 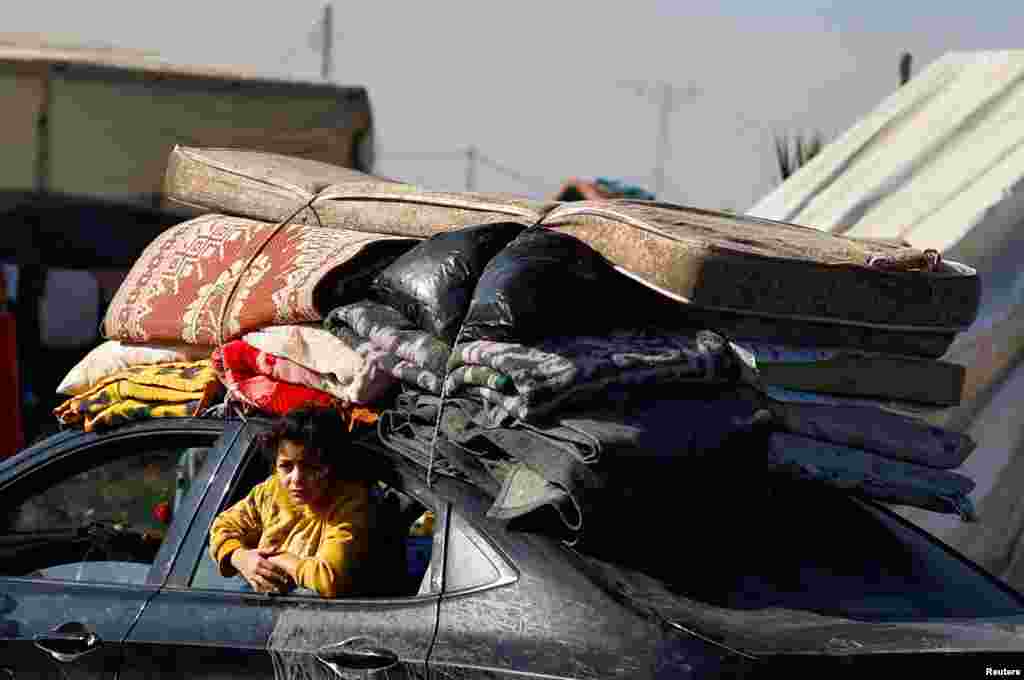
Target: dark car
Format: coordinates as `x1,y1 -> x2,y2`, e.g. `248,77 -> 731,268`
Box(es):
2,416 -> 1024,679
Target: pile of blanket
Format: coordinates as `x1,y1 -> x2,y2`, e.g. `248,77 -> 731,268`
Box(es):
55,360 -> 221,433
51,149 -> 985,537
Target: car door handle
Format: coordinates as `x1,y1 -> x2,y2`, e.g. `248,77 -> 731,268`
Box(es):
316,636 -> 399,674
33,623 -> 102,663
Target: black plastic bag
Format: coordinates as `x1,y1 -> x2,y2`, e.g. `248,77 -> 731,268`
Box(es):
461,228 -> 628,343
369,221 -> 526,344
313,240 -> 418,316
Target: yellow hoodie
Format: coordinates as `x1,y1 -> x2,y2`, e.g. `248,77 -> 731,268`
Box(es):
209,474 -> 371,598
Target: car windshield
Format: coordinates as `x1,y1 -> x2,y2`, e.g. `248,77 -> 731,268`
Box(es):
573,459 -> 1023,623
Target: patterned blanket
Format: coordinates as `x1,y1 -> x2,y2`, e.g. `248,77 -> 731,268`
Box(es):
324,301 -> 451,395
212,340 -> 379,429
103,214 -> 412,345
54,360 -> 219,432
445,330 -> 745,421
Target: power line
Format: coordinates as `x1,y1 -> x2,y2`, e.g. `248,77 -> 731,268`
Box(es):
377,147 -> 552,194
474,152 -> 550,193
278,45 -> 302,68
377,151 -> 466,161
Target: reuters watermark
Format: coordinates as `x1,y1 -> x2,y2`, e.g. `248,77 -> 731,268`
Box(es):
986,669 -> 1022,677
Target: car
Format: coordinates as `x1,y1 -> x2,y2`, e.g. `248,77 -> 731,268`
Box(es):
2,415 -> 1024,679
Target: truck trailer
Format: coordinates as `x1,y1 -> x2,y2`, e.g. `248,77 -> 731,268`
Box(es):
0,36 -> 375,449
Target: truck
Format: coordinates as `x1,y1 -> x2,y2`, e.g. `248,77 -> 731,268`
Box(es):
0,35 -> 376,449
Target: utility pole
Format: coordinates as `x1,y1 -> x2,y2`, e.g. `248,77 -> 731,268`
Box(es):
899,52 -> 913,88
321,3 -> 334,82
654,82 -> 672,200
465,146 -> 477,192
616,80 -> 701,198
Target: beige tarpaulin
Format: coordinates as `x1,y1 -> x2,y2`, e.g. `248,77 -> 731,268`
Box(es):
749,49 -> 1024,590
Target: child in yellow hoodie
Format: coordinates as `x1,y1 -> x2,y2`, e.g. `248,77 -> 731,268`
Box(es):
209,405 -> 373,597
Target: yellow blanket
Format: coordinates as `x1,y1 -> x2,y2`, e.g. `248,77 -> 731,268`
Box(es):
55,360 -> 218,432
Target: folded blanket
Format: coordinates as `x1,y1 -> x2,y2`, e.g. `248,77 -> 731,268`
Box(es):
213,341 -> 379,428
214,340 -> 333,413
56,340 -> 214,396
442,365 -> 513,393
376,395 -> 584,531
221,338 -> 367,402
242,324 -> 393,405
326,301 -> 452,374
378,389 -> 761,533
759,394 -> 974,470
79,399 -> 204,431
54,360 -> 218,432
324,301 -> 451,394
102,214 -> 415,345
445,330 -> 745,421
360,346 -> 444,395
766,432 -> 977,521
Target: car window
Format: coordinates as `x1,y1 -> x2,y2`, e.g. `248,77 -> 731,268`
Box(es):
443,510 -> 509,594
0,434 -> 217,585
189,448 -> 444,599
575,470 -> 1023,622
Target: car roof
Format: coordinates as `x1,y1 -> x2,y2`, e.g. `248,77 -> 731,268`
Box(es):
3,415 -> 465,504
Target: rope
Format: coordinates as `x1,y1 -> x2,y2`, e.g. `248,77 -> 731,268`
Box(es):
426,325 -> 465,488
213,192 -> 325,421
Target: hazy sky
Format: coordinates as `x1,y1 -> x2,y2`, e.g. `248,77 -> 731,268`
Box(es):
6,0 -> 1021,211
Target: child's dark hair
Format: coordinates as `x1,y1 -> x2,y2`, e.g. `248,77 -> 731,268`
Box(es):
257,404 -> 369,481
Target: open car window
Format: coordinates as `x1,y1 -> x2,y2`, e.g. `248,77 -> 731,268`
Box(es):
0,432 -> 218,585
188,445 -> 444,599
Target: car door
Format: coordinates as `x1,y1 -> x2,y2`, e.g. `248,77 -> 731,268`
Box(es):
0,419 -> 236,680
120,421 -> 445,680
424,475 -> 749,680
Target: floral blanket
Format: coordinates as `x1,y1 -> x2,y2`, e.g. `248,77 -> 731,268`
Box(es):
103,214 -> 413,346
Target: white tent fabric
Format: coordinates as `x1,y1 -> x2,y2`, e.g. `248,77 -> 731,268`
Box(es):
749,50 -> 1024,589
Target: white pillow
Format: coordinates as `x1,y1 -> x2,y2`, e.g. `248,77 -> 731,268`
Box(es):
57,340 -> 213,396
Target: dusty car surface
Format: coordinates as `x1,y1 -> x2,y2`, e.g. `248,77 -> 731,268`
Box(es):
2,417 -> 1024,679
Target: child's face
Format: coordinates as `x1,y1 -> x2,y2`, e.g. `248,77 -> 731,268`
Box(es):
275,440 -> 329,508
